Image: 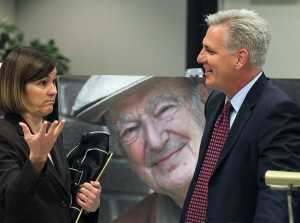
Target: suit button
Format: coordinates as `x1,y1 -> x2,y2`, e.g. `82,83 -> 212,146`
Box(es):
61,201 -> 67,207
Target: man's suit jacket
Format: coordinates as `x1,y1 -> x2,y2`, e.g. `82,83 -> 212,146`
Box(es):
0,114 -> 98,223
180,74 -> 300,223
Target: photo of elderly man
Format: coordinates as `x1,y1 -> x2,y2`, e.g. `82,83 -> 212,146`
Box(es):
71,75 -> 207,223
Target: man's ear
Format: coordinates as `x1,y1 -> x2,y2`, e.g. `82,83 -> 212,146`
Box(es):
235,48 -> 248,69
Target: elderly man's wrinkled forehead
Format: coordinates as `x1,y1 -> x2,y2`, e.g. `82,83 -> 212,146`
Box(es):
105,78 -> 191,122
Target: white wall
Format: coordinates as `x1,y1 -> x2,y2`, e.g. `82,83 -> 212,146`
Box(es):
3,1 -> 298,78
220,0 -> 300,79
14,0 -> 187,76
0,0 -> 15,23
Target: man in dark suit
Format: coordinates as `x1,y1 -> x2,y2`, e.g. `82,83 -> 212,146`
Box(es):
180,9 -> 300,223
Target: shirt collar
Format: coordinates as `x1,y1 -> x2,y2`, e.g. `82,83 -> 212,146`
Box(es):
226,71 -> 262,113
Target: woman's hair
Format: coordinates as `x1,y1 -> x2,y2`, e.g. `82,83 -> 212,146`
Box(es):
0,46 -> 56,114
205,9 -> 272,68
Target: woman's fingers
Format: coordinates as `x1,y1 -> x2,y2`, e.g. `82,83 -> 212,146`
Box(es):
19,122 -> 32,138
46,120 -> 65,137
20,120 -> 65,161
77,181 -> 101,212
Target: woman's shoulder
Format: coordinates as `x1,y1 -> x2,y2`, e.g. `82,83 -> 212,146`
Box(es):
0,114 -> 23,138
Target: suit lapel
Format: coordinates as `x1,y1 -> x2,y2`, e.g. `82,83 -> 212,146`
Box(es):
215,101 -> 251,170
48,140 -> 70,192
198,92 -> 225,166
212,74 -> 269,173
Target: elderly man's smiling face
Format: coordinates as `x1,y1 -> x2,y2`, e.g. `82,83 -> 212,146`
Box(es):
106,79 -> 204,196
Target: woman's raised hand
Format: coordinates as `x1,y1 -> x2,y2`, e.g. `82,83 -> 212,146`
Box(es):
19,120 -> 65,173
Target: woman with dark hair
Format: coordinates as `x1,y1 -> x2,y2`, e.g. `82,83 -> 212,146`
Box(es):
0,46 -> 101,223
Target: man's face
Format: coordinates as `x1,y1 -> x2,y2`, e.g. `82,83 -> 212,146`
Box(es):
197,25 -> 238,95
107,79 -> 203,195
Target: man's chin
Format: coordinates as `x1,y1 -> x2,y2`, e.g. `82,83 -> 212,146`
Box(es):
156,168 -> 192,184
154,177 -> 188,193
152,162 -> 179,175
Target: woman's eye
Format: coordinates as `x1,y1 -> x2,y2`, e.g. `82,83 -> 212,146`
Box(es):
39,80 -> 47,86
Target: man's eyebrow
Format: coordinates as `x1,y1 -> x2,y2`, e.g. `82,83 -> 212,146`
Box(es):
145,91 -> 182,113
113,91 -> 183,130
114,112 -> 136,128
203,44 -> 213,51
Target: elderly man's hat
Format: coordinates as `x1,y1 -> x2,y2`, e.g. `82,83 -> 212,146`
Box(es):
72,75 -> 167,125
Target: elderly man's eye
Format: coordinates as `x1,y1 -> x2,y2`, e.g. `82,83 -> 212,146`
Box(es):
121,126 -> 139,143
157,104 -> 179,121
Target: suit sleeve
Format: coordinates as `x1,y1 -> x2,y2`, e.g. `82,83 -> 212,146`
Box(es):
0,129 -> 48,219
254,99 -> 300,222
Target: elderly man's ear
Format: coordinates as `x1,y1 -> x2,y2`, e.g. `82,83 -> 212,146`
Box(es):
197,82 -> 209,104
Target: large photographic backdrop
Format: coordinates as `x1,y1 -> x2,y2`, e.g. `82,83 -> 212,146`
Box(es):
58,75 -> 300,223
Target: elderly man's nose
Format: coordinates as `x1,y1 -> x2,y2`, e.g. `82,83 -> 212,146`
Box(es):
144,123 -> 168,150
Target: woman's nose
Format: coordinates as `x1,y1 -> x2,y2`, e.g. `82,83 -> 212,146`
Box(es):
49,83 -> 57,95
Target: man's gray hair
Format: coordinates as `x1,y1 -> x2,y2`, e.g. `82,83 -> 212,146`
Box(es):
205,9 -> 272,68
